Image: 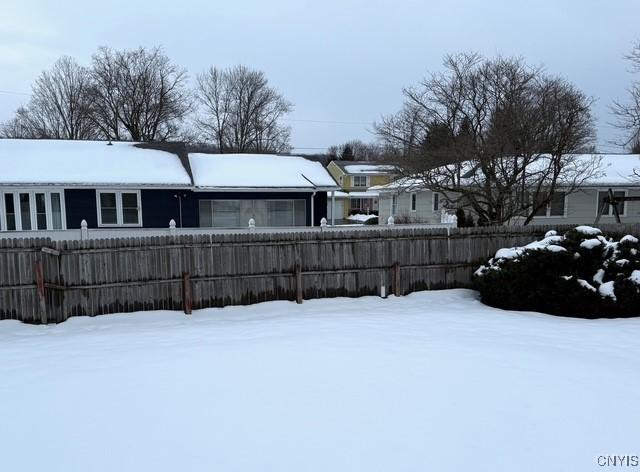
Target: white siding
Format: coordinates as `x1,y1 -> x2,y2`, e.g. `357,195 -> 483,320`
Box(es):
379,190 -> 441,224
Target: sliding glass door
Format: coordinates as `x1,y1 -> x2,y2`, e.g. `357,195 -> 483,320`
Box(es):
199,199 -> 307,228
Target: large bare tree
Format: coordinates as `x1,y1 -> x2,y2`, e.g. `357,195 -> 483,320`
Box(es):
612,41 -> 640,153
194,65 -> 292,153
89,46 -> 190,141
376,53 -> 597,226
1,57 -> 96,139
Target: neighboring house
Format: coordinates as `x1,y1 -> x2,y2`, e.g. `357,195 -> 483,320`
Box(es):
373,154 -> 640,225
0,139 -> 338,235
326,160 -> 397,221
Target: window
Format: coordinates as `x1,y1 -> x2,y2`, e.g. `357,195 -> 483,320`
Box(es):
0,190 -> 65,231
352,175 -> 368,187
199,199 -> 307,228
598,190 -> 627,217
391,194 -> 397,216
4,194 -> 16,231
533,192 -> 566,218
97,191 -> 141,226
19,193 -> 32,230
432,192 -> 440,211
35,193 -> 47,230
122,193 -> 140,225
410,193 -> 417,212
51,193 -> 63,229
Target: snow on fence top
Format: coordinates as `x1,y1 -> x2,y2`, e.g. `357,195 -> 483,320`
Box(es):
0,139 -> 192,186
189,153 -> 339,190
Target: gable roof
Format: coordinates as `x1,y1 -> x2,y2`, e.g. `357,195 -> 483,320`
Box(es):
331,160 -> 397,175
0,139 -> 192,187
189,153 -> 339,190
371,154 -> 640,192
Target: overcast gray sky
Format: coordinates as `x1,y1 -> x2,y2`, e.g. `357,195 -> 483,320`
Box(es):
1,0 -> 638,153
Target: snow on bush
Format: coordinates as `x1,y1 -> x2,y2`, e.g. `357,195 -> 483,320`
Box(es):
474,227 -> 640,318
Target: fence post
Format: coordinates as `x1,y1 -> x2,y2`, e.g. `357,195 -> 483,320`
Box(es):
169,219 -> 177,235
392,262 -> 401,297
182,272 -> 192,315
295,261 -> 303,304
387,215 -> 395,226
34,256 -> 47,324
80,219 -> 88,240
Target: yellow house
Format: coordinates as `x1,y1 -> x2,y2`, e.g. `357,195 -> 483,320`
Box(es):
326,161 -> 397,221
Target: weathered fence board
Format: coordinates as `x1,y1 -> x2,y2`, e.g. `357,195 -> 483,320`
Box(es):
1,224 -> 638,323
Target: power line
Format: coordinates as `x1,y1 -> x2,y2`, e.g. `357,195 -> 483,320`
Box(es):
0,89 -> 30,96
283,118 -> 371,125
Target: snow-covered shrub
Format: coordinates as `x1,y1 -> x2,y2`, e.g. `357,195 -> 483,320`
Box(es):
474,226 -> 640,318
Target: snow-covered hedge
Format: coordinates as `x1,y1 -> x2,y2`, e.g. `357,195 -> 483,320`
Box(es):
474,226 -> 640,318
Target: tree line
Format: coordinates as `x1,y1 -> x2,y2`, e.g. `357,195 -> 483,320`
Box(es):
1,46 -> 292,153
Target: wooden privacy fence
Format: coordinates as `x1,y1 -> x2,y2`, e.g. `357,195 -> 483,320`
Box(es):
1,224 -> 639,324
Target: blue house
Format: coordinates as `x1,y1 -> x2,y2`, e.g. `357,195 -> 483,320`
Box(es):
0,139 -> 338,234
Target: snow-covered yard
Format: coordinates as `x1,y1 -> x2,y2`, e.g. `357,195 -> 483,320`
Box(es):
0,289 -> 638,472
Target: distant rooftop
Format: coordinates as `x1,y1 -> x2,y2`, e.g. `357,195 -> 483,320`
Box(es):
332,160 -> 397,174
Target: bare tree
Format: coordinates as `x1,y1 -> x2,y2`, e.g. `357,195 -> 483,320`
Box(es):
612,41 -> 640,153
194,65 -> 292,153
1,57 -> 96,139
89,46 -> 190,141
376,53 -> 597,226
327,140 -> 385,161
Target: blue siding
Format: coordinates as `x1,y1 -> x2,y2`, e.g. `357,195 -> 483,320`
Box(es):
140,190 -> 184,228
63,189 -> 329,228
64,189 -> 97,229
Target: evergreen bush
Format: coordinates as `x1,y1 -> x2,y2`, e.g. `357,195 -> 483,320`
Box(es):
473,226 -> 640,318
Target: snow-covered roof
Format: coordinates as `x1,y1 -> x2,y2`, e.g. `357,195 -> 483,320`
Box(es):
585,154 -> 640,186
371,154 -> 640,192
345,190 -> 380,198
342,164 -> 396,175
189,153 -> 339,190
0,139 -> 192,187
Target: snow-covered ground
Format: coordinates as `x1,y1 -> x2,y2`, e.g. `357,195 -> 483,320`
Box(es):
1,289 -> 638,472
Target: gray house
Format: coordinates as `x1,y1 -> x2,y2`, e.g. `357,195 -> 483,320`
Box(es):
373,154 -> 640,225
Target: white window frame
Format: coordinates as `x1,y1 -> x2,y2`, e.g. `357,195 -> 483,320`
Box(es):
0,189 -> 67,232
96,190 -> 143,227
410,192 -> 417,212
352,175 -> 369,188
596,189 -> 628,217
532,191 -> 568,219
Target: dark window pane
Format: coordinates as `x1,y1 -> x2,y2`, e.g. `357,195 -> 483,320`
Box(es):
20,193 -> 31,230
199,201 -> 213,227
101,208 -> 117,225
432,193 -> 439,211
294,200 -> 306,226
35,193 -> 47,229
549,192 -> 565,216
100,193 -> 117,208
212,200 -> 241,227
51,193 -> 62,229
613,191 -> 626,215
121,193 -> 138,208
122,208 -> 139,225
533,193 -> 548,217
4,194 -> 16,230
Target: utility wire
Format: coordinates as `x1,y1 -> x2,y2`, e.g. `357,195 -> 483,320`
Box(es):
0,89 -> 30,96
